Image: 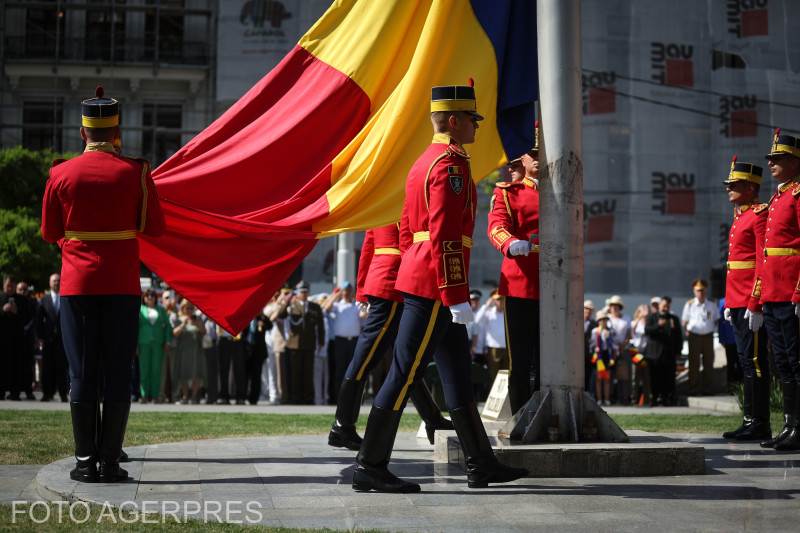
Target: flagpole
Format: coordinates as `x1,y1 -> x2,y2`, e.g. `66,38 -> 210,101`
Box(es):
336,232 -> 356,287
535,0 -> 585,440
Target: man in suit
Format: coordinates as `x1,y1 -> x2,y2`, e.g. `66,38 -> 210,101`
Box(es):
644,296 -> 683,406
277,280 -> 325,404
35,273 -> 69,402
1,274 -> 35,401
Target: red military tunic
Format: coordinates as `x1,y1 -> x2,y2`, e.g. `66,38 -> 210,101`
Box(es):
395,133 -> 476,306
356,224 -> 402,303
41,145 -> 166,296
725,202 -> 766,311
751,179 -> 800,306
487,176 -> 540,299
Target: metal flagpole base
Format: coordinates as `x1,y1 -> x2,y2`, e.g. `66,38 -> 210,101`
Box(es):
498,389 -> 628,443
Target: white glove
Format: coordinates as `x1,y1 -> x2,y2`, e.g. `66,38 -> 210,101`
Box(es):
356,301 -> 368,313
745,309 -> 763,331
795,303 -> 800,317
449,301 -> 475,325
724,308 -> 731,324
508,239 -> 530,257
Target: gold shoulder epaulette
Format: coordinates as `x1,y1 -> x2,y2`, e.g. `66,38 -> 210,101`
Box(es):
792,183 -> 800,197
445,144 -> 470,159
753,203 -> 769,214
495,181 -> 521,189
51,158 -> 67,167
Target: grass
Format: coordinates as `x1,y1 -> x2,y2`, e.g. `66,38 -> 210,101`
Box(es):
0,411 -> 422,465
0,407 -> 780,466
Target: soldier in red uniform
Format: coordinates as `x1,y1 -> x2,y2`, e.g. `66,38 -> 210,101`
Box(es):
720,157 -> 771,441
352,82 -> 527,493
750,129 -> 800,450
41,87 -> 165,481
328,224 -> 453,451
487,122 -> 541,414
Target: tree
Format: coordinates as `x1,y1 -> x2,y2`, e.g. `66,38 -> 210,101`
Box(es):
0,208 -> 61,292
0,146 -> 78,212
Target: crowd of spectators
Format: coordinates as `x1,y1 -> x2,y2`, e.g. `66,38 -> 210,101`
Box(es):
1,272 -> 735,410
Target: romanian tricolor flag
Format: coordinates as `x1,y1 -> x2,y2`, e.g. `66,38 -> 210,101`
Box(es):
139,0 -> 538,333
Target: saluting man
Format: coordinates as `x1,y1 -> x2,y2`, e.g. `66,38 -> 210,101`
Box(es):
751,129 -> 800,451
721,156 -> 771,441
41,87 -> 165,482
487,122 -> 541,414
352,81 -> 527,493
328,224 -> 452,451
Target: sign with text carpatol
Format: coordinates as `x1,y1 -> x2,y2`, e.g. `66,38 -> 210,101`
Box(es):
481,370 -> 512,421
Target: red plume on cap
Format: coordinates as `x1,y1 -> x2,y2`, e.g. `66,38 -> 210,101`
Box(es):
468,77 -> 474,87
775,128 -> 781,136
535,120 -> 539,128
732,154 -> 737,163
95,86 -> 104,98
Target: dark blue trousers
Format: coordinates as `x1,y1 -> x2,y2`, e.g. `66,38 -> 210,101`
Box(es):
505,296 -> 540,397
344,296 -> 402,382
60,294 -> 140,402
374,293 -> 473,412
763,302 -> 800,384
730,308 -> 770,380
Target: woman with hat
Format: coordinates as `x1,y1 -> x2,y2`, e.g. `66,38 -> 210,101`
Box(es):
590,311 -> 616,406
606,295 -> 632,404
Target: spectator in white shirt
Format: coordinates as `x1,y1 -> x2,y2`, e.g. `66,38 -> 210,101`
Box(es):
474,290 -> 507,385
322,282 -> 364,403
681,278 -> 720,396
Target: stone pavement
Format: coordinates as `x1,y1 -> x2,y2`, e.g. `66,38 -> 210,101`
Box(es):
2,394 -> 799,532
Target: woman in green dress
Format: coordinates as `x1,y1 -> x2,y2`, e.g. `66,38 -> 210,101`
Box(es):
172,299 -> 207,404
137,288 -> 171,403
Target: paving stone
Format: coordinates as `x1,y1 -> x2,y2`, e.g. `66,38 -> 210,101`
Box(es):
9,398 -> 800,533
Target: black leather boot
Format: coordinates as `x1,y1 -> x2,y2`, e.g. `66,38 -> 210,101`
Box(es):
724,376 -> 753,439
329,378 -> 366,451
69,402 -> 98,483
737,377 -> 772,440
97,402 -> 131,483
761,382 -> 796,448
409,382 -> 454,444
352,406 -> 420,493
449,402 -> 528,488
775,383 -> 800,451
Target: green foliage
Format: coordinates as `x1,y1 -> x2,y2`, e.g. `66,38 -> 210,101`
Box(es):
477,168 -> 503,210
0,208 -> 61,290
0,146 -> 77,212
0,147 -> 78,289
0,411 -> 424,465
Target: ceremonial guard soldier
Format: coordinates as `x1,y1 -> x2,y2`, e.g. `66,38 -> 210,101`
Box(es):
352,82 -> 527,492
751,129 -> 800,450
328,224 -> 452,451
487,122 -> 541,414
720,157 -> 771,440
41,87 -> 166,481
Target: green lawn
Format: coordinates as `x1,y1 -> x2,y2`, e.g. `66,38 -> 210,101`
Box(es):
0,409 -> 762,466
